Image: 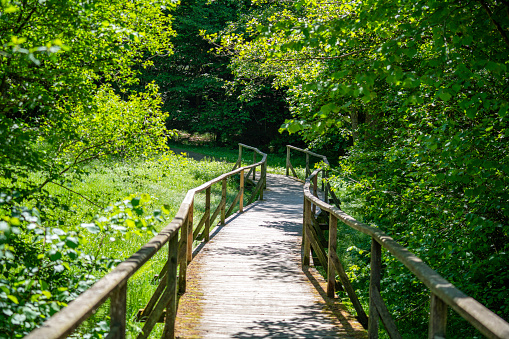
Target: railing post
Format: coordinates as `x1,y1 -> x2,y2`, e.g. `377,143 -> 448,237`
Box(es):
187,199 -> 193,264
240,169 -> 244,212
327,214 -> 337,298
302,198 -> 311,266
429,293 -> 448,339
221,178 -> 226,225
238,144 -> 242,167
109,283 -> 127,339
178,216 -> 188,294
259,161 -> 266,200
205,187 -> 211,242
306,153 -> 310,178
369,238 -> 382,338
324,169 -> 329,204
253,151 -> 256,180
162,234 -> 179,338
312,175 -> 317,215
286,146 -> 290,176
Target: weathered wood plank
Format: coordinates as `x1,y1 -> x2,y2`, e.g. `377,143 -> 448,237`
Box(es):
429,292 -> 448,339
175,174 -> 366,338
328,214 -> 338,298
329,249 -> 369,329
368,238 -> 382,339
372,285 -> 402,339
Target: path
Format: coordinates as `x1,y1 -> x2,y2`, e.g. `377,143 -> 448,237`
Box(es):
175,174 -> 367,338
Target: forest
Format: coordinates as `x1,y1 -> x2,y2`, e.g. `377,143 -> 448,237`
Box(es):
1,0 -> 508,337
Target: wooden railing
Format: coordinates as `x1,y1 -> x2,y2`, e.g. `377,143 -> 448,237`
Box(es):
287,145 -> 509,339
25,143 -> 267,339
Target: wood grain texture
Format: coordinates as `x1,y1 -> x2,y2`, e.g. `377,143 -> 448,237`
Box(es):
175,174 -> 366,338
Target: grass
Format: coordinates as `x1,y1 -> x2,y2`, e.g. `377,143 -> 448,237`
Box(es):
33,151 -> 253,338
168,140 -> 324,179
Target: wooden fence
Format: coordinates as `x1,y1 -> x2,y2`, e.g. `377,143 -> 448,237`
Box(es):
287,145 -> 509,339
25,143 -> 267,339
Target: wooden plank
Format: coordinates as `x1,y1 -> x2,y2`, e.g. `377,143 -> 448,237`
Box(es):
208,199 -> 224,232
372,286 -> 402,339
178,224 -> 188,294
247,175 -> 264,205
311,217 -> 328,248
239,169 -> 244,212
245,166 -> 255,181
329,249 -> 369,329
302,198 -> 311,266
312,175 -> 318,215
221,178 -> 226,225
138,240 -> 178,339
225,188 -> 242,218
429,293 -> 448,339
109,283 -> 127,339
305,222 -> 329,270
306,153 -> 310,178
162,234 -> 179,339
187,200 -> 193,263
136,261 -> 169,322
205,187 -> 211,242
327,214 -> 338,298
288,160 -> 298,178
368,238 -> 381,339
286,146 -> 290,176
192,210 -> 207,240
253,151 -> 256,180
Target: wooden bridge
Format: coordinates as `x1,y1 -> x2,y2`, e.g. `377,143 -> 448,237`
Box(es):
26,144 -> 509,339
174,173 -> 365,338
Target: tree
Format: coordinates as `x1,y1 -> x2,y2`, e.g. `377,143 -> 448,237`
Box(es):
137,0 -> 292,147
0,1 -> 177,336
213,0 -> 509,334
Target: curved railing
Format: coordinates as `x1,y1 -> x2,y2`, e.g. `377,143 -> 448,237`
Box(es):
25,143 -> 267,339
287,145 -> 509,339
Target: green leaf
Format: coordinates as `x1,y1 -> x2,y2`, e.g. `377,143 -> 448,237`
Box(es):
438,91 -> 452,101
65,237 -> 79,249
7,295 -> 19,304
81,223 -> 100,234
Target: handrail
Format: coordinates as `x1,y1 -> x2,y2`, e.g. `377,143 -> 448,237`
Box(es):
25,144 -> 267,339
295,148 -> 509,338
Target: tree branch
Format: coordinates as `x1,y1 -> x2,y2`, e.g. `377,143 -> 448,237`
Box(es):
478,0 -> 509,49
47,181 -> 104,209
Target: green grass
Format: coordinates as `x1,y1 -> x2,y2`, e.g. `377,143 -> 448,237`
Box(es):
32,151 -> 252,338
168,141 -> 321,178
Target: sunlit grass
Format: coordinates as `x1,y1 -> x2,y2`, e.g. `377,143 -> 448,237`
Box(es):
32,151 -> 247,337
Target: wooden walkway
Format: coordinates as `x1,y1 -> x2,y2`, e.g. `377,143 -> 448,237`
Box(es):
175,174 -> 367,338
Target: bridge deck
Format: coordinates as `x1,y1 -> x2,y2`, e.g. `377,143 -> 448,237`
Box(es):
175,174 -> 367,338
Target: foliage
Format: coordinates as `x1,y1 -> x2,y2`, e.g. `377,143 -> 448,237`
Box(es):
1,0 -> 177,189
214,0 -> 509,335
138,0 -> 292,147
0,0 -> 180,336
0,191 -> 165,338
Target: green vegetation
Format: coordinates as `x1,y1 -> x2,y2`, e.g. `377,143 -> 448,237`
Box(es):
169,139 -> 312,176
208,0 -> 509,336
0,151 -> 241,338
1,0 -> 508,337
138,0 -> 292,147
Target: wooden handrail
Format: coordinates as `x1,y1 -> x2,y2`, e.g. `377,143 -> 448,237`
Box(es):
299,154 -> 509,338
25,144 -> 267,339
